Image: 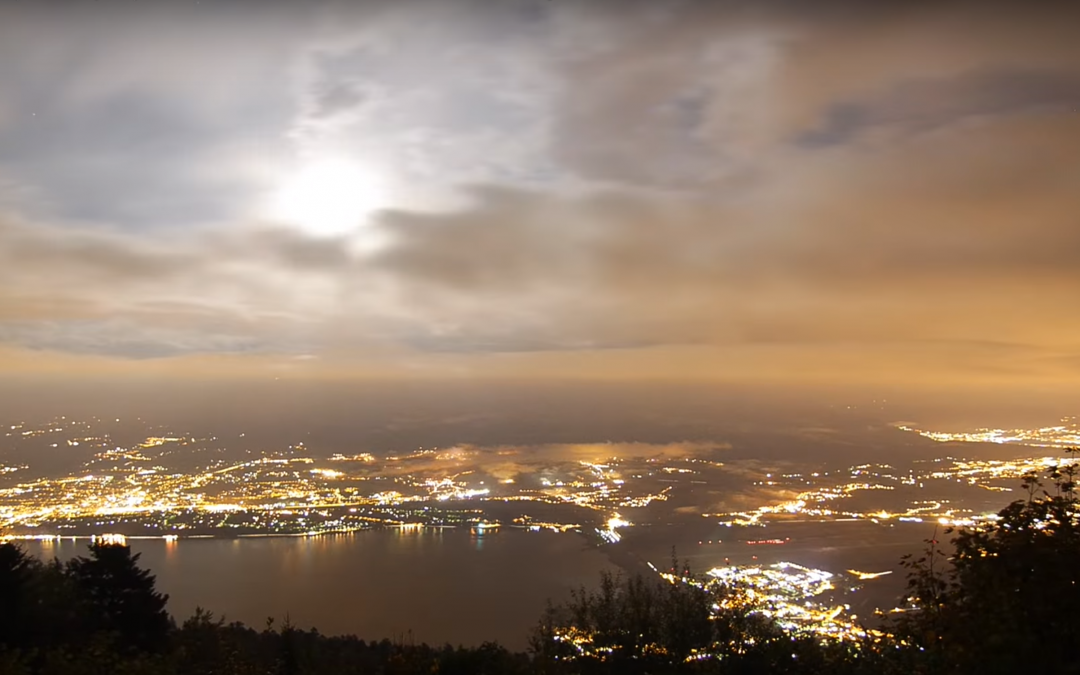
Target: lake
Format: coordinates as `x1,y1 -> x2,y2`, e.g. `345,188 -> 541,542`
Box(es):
20,518 -> 933,647
23,528 -> 614,650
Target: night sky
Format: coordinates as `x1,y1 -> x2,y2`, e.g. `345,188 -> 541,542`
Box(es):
1,1 -> 1078,403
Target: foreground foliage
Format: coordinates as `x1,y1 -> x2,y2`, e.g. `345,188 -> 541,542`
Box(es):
890,454 -> 1080,674
1,454 -> 1078,673
530,565 -> 866,674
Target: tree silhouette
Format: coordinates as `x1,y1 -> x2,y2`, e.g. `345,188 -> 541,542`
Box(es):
0,543 -> 39,650
529,564 -> 867,674
66,543 -> 171,654
893,449 -> 1080,674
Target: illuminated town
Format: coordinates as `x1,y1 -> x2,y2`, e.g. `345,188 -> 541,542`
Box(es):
705,420 -> 1080,530
672,561 -> 872,640
0,417 -> 670,540
550,560 -> 879,658
898,418 -> 1080,448
2,414 -> 1077,642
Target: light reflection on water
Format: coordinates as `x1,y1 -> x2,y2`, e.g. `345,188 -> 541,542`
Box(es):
22,529 -> 613,649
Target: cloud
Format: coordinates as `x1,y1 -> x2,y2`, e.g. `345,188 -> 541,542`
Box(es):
2,104 -> 1078,364
0,0 -> 1078,388
0,319 -> 263,359
798,68 -> 1080,147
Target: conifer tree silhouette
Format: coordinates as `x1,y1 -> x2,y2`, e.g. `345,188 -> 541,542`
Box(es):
66,543 -> 171,653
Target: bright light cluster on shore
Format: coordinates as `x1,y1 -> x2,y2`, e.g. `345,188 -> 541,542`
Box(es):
0,417 -> 678,539
596,512 -> 632,544
656,561 -> 870,641
3,416 -> 1075,551
898,419 -> 1080,448
705,446 -> 1078,529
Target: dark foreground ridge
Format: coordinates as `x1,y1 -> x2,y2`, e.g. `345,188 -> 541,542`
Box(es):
2,457 -> 1079,674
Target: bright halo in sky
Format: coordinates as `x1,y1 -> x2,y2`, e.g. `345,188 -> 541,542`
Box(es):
271,159 -> 384,236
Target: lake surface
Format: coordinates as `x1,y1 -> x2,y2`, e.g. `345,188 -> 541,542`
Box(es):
24,529 -> 614,650
21,519 -> 932,647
